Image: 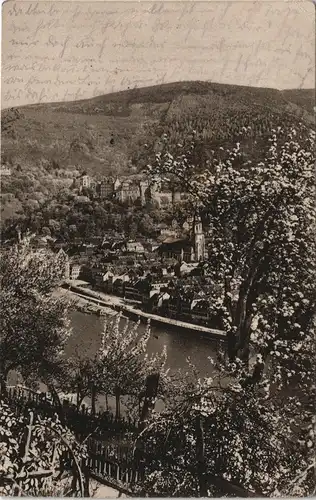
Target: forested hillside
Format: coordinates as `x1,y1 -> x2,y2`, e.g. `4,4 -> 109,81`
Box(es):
1,81 -> 314,222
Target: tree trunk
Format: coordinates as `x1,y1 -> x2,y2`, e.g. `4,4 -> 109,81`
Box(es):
76,395 -> 85,412
76,385 -> 83,411
224,276 -> 233,319
91,385 -> 97,416
83,463 -> 90,497
105,393 -> 109,411
70,462 -> 78,495
234,244 -> 272,364
115,389 -> 120,419
233,279 -> 255,365
238,315 -> 253,365
0,375 -> 8,398
239,343 -> 250,365
234,286 -> 247,339
139,374 -> 160,429
227,328 -> 237,363
49,384 -> 66,426
195,415 -> 208,497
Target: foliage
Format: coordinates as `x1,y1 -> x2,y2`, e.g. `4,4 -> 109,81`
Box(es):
0,241 -> 71,393
67,314 -> 168,419
148,125 -> 316,367
145,125 -> 316,496
65,357 -> 97,412
140,367 -> 315,497
0,401 -> 87,496
1,192 -> 165,243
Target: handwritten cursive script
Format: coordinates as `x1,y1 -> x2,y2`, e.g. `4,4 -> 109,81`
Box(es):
2,1 -> 314,108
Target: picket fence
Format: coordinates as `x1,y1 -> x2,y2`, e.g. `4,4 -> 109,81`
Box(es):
6,385 -> 139,438
63,438 -> 145,495
79,440 -> 145,486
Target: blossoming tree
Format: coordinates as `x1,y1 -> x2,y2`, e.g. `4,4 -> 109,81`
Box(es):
145,125 -> 315,496
0,241 -> 71,396
96,314 -> 168,419
67,313 -> 168,420
148,126 -> 315,374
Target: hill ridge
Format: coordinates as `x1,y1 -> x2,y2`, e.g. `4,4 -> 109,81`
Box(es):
1,81 -> 314,221
5,80 -> 314,114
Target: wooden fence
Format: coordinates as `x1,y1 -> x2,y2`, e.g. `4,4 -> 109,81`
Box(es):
4,386 -> 265,497
61,439 -> 144,495
5,387 -> 143,494
6,385 -> 139,440
80,447 -> 144,487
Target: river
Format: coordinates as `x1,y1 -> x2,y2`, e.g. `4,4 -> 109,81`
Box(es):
67,310 -> 222,378
8,309 -> 222,410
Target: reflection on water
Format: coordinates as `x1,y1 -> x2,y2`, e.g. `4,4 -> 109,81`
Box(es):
68,311 -> 221,378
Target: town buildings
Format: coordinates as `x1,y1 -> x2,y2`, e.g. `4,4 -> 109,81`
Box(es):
69,263 -> 81,280
158,214 -> 207,263
52,208 -> 219,328
80,174 -> 91,189
75,173 -> 186,208
70,170 -> 189,209
99,177 -> 115,198
0,167 -> 12,176
25,170 -> 215,328
125,241 -> 145,253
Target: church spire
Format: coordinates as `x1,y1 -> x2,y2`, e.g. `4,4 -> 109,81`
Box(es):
193,213 -> 203,235
193,213 -> 205,262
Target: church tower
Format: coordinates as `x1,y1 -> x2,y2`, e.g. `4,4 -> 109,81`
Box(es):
193,214 -> 205,262
139,180 -> 149,206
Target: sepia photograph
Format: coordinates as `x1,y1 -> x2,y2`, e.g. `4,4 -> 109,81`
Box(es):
1,0 -> 315,497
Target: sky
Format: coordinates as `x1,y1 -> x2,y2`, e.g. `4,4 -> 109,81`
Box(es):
2,0 -> 315,108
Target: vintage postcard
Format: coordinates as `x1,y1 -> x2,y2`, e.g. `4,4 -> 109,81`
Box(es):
1,0 -> 315,497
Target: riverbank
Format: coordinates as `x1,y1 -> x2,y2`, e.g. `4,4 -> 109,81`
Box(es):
61,283 -> 226,340
53,287 -> 118,317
